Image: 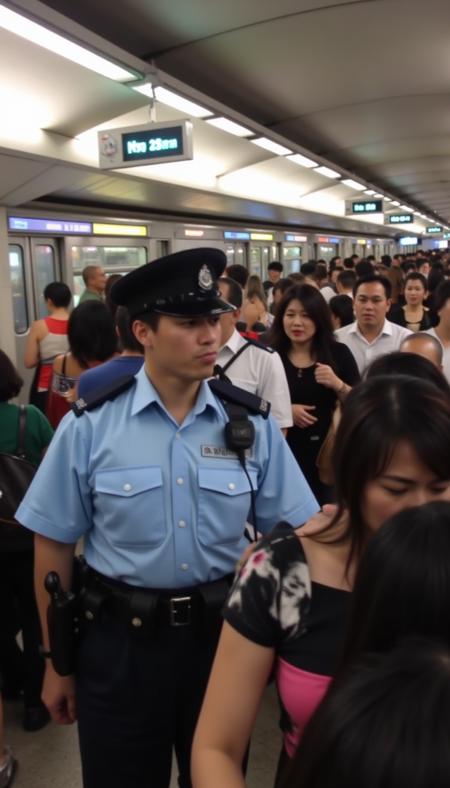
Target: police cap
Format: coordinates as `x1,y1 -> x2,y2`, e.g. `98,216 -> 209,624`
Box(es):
111,247 -> 235,318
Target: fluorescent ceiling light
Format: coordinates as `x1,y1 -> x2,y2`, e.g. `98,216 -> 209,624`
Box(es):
364,189 -> 376,195
384,197 -> 393,203
401,205 -> 410,211
343,179 -> 366,191
251,137 -> 292,155
315,166 -> 341,179
134,84 -> 213,118
373,193 -> 383,198
287,153 -> 319,168
392,201 -> 401,207
206,117 -> 253,136
0,3 -> 136,81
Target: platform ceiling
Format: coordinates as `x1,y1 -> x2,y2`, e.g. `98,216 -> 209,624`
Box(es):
31,0 -> 450,225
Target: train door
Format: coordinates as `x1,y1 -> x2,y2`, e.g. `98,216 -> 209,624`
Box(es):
315,243 -> 338,263
250,244 -> 277,280
225,242 -> 247,269
282,245 -> 303,274
66,238 -> 148,305
8,236 -> 62,400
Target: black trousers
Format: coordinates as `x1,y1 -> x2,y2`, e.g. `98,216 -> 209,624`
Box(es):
76,611 -> 221,788
0,550 -> 44,706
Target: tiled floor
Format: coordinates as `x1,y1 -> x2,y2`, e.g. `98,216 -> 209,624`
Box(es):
4,686 -> 282,787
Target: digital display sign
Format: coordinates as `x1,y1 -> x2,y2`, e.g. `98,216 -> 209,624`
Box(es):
285,234 -> 307,242
399,237 -> 418,246
426,226 -> 442,234
224,231 -> 250,240
98,120 -> 193,169
8,216 -> 92,234
122,126 -> 184,162
351,200 -> 383,214
388,214 -> 413,225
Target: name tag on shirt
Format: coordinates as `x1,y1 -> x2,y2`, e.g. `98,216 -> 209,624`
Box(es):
201,445 -> 252,459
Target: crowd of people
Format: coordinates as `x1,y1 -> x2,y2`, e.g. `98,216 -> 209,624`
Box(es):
0,247 -> 450,788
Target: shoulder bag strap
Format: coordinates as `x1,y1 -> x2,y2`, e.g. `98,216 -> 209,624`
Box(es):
221,341 -> 252,374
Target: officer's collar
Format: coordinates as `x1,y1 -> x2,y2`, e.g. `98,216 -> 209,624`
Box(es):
131,364 -> 222,421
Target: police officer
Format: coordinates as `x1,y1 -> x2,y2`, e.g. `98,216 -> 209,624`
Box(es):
17,248 -> 319,788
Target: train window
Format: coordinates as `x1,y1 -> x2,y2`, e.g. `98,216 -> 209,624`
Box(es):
250,247 -> 262,276
225,244 -> 246,268
8,245 -> 28,335
34,245 -> 56,318
283,246 -> 302,274
71,245 -> 147,271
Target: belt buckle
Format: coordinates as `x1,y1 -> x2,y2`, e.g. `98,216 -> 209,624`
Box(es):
169,596 -> 192,626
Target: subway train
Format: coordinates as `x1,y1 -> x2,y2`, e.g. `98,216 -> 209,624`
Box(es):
6,204 -> 403,397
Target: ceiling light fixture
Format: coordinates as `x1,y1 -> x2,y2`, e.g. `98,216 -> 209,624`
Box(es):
315,166 -> 341,179
373,193 -> 383,198
0,3 -> 137,81
251,137 -> 293,155
364,189 -> 376,195
206,117 -> 253,137
343,179 -> 366,191
392,201 -> 401,207
287,153 -> 319,168
133,85 -> 213,118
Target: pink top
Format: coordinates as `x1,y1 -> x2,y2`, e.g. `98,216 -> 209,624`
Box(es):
277,658 -> 332,757
224,523 -> 350,759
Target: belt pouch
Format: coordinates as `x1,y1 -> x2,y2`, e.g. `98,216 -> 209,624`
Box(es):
128,588 -> 158,639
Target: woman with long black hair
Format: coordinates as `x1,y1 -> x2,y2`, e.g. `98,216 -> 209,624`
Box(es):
268,284 -> 359,502
192,377 -> 450,788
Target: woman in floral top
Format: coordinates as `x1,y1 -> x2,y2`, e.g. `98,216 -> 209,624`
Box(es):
192,376 -> 450,788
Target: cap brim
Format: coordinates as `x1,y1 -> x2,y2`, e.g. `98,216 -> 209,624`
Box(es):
150,297 -> 235,317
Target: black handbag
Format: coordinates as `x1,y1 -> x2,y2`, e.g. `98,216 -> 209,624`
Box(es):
0,405 -> 36,550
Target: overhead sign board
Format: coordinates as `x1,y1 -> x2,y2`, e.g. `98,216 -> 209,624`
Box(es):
9,216 -> 92,234
426,226 -> 442,234
399,237 -> 418,246
387,214 -> 413,225
285,234 -> 308,242
347,199 -> 383,215
98,120 -> 193,169
224,231 -> 250,240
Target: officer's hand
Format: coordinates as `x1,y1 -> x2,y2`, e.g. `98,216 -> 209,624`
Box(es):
292,404 -> 317,428
42,664 -> 77,725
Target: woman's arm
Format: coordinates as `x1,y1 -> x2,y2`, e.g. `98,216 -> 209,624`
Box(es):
192,623 -> 274,788
24,320 -> 46,368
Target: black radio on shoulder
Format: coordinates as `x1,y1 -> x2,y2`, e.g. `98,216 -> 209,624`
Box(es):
225,407 -> 255,454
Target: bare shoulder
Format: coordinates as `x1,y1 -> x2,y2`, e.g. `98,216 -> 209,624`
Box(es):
295,506 -> 352,589
296,505 -> 341,539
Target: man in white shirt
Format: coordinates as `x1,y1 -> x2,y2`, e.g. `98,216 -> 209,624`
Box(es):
335,275 -> 412,375
336,270 -> 356,299
217,277 -> 293,433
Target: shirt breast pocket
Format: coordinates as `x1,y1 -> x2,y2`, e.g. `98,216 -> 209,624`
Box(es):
197,466 -> 258,546
93,466 -> 166,547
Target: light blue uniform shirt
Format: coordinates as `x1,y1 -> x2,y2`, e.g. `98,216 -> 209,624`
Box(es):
17,366 -> 319,588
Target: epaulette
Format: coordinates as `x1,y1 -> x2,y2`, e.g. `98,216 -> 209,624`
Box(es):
209,378 -> 271,419
244,337 -> 275,353
72,375 -> 137,417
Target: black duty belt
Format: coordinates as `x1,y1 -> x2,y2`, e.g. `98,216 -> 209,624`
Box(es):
79,566 -> 233,637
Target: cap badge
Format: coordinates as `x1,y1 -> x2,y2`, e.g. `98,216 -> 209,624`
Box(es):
198,264 -> 213,291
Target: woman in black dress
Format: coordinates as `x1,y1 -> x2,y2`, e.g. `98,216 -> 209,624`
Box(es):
268,283 -> 359,503
388,272 -> 432,331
